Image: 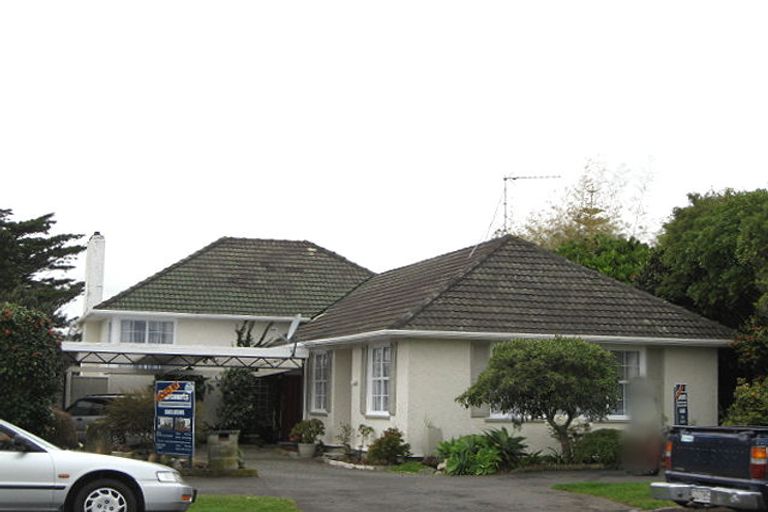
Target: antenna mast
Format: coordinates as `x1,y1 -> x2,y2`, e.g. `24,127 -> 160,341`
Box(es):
502,174 -> 561,234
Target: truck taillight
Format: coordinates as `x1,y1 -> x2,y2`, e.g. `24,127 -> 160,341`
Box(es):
663,440 -> 672,470
750,446 -> 767,479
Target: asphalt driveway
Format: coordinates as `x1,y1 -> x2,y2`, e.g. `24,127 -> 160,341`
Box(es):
187,448 -> 659,512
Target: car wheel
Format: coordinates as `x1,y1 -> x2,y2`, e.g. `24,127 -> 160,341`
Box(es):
73,478 -> 137,512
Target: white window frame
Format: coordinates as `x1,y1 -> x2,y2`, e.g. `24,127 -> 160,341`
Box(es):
607,347 -> 645,421
488,408 -> 525,422
311,351 -> 330,413
116,318 -> 176,345
367,343 -> 392,417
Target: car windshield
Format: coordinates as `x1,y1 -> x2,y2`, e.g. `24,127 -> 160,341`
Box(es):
0,420 -> 62,451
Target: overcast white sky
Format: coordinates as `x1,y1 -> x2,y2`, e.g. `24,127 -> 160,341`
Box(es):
2,1 -> 767,319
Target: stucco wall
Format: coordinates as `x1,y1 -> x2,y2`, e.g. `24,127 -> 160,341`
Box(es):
82,319 -> 109,343
82,315 -> 290,346
321,338 -> 719,456
311,348 -> 353,445
662,346 -> 718,426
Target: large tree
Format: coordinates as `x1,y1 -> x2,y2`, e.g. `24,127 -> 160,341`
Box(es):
519,160 -> 650,250
556,234 -> 651,285
638,189 -> 768,330
0,209 -> 85,326
456,337 -> 619,461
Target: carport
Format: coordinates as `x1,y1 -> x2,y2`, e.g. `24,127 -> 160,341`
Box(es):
60,341 -> 308,440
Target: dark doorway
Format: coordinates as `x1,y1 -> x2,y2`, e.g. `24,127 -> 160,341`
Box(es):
277,372 -> 303,440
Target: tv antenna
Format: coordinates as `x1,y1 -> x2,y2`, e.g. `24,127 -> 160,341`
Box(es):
502,174 -> 561,234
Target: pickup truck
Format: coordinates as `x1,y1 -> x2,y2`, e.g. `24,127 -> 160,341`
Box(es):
651,426 -> 768,510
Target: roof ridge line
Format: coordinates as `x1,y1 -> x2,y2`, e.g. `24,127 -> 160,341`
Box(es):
305,240 -> 375,276
94,237 -> 230,310
392,235 -> 511,330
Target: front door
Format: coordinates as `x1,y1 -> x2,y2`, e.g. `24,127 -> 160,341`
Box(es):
0,426 -> 56,510
279,373 -> 303,440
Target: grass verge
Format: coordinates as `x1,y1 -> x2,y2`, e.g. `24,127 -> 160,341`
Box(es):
552,482 -> 677,510
189,495 -> 300,512
388,461 -> 430,474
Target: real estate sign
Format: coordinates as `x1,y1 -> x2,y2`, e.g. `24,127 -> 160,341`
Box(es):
154,380 -> 195,457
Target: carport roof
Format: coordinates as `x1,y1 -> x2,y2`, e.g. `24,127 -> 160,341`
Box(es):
61,341 -> 307,370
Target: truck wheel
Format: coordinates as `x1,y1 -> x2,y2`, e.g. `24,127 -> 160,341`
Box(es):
73,479 -> 137,512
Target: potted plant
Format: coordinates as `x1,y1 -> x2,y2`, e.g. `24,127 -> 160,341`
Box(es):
290,419 -> 325,458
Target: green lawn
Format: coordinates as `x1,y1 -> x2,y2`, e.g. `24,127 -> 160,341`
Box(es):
388,461 -> 430,474
552,482 -> 678,510
189,495 -> 301,512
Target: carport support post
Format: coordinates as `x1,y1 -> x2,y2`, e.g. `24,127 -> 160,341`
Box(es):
63,368 -> 73,408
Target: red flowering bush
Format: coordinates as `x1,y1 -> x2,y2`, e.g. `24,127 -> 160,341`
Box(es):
0,303 -> 63,436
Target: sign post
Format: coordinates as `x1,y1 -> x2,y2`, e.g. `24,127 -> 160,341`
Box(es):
674,383 -> 689,425
154,380 -> 195,459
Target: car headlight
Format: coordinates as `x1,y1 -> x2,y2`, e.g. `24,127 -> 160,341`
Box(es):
156,471 -> 182,483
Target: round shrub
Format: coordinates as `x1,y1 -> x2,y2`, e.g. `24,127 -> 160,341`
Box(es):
367,428 -> 411,465
572,428 -> 623,467
0,303 -> 63,435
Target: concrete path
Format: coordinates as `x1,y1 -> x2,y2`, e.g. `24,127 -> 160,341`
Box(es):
187,447 -> 661,512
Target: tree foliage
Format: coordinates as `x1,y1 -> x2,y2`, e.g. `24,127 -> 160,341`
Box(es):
556,234 -> 651,285
0,303 -> 64,435
0,209 -> 85,326
520,161 -> 647,250
456,337 -> 619,461
731,320 -> 768,380
216,368 -> 273,437
639,189 -> 768,329
724,377 -> 768,426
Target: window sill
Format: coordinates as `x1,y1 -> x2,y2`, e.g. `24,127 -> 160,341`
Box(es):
364,413 -> 391,420
605,415 -> 631,422
309,410 -> 328,417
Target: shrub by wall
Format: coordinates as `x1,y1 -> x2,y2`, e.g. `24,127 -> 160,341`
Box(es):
367,428 -> 411,465
572,428 -> 623,468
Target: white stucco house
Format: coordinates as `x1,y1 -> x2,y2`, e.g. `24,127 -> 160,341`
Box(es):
73,232 -> 731,453
75,233 -> 372,439
296,235 -> 733,455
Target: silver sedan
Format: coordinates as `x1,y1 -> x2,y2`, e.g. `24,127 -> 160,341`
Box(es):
0,419 -> 196,512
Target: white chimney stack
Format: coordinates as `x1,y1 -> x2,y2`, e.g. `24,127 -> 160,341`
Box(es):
84,232 -> 106,314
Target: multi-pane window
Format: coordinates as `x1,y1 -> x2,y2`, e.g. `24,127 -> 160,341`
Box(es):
312,352 -> 330,412
368,345 -> 391,414
611,350 -> 640,416
120,320 -> 174,344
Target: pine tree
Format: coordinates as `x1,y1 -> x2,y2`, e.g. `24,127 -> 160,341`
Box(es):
0,209 -> 85,326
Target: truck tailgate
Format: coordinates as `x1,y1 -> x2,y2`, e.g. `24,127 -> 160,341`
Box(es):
671,429 -> 753,479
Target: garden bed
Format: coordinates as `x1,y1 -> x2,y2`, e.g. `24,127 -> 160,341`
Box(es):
180,467 -> 259,478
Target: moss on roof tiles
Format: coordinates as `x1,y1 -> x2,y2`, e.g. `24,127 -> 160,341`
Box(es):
96,237 -> 373,317
298,235 -> 734,341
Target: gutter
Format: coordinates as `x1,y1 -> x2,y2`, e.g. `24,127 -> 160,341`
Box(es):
81,309 -> 307,324
299,329 -> 732,348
